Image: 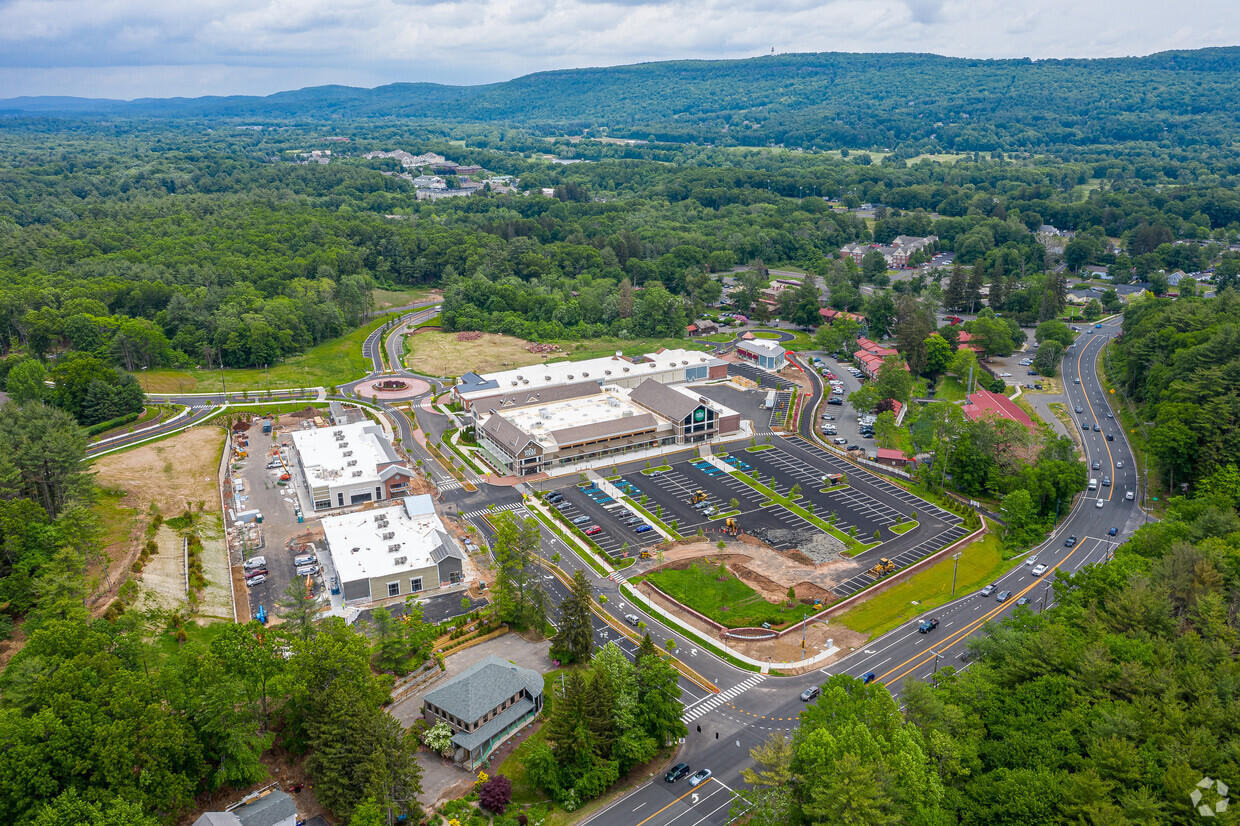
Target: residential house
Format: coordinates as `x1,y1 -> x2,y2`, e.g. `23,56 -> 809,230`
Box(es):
819,307 -> 866,326
873,448 -> 915,469
423,655 -> 545,770
686,320 -> 719,337
192,787 -> 297,826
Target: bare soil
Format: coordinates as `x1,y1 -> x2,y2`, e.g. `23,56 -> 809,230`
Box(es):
404,332 -> 562,376
178,747 -> 331,826
90,427 -> 231,618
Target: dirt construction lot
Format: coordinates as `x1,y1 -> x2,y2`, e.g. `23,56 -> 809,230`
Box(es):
91,427 -> 232,619
403,331 -> 564,376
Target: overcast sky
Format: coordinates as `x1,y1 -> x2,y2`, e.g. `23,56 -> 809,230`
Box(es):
1,0 -> 1236,100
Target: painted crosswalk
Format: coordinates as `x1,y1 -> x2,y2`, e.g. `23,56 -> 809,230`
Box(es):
436,479 -> 464,492
461,502 -> 524,520
683,674 -> 766,722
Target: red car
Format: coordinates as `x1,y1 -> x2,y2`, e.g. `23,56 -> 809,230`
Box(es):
244,567 -> 269,579
584,525 -> 602,536
824,373 -> 837,380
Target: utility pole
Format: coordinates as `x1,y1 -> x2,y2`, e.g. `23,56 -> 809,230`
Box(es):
950,552 -> 962,596
801,611 -> 808,660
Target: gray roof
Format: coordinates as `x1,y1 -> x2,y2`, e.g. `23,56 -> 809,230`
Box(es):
629,378 -> 701,422
424,654 -> 543,723
430,530 -> 462,563
474,381 -> 598,413
193,815 -> 241,826
234,791 -> 297,826
480,413 -> 534,453
453,697 -> 536,751
550,412 -> 657,447
363,424 -> 403,464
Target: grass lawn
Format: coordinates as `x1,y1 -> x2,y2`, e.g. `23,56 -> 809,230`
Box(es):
142,315 -> 393,393
372,286 -> 437,310
833,523 -> 1005,638
701,333 -> 736,343
751,330 -> 782,340
935,376 -> 968,402
890,520 -> 918,535
745,444 -> 775,452
149,619 -> 233,664
643,561 -> 807,629
403,332 -> 710,378
781,330 -> 817,351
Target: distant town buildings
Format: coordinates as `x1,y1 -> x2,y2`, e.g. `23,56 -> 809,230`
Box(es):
841,235 -> 938,269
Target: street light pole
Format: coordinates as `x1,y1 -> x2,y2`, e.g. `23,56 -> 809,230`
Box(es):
950,552 -> 962,596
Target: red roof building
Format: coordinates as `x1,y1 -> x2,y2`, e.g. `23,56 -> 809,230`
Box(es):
874,448 -> 915,468
819,308 -> 866,325
962,389 -> 1035,431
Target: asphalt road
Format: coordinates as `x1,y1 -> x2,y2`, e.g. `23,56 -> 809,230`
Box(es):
579,317 -> 1141,826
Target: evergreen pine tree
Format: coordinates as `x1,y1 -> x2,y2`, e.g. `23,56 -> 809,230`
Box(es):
943,263 -> 967,311
551,569 -> 594,663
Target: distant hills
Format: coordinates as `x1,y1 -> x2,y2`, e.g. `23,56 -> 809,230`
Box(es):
5,48 -> 1240,150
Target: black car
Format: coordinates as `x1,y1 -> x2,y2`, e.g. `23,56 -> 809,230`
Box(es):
995,590 -> 1012,602
665,763 -> 691,783
918,618 -> 939,633
546,492 -> 564,503
1065,535 -> 1077,546
1106,433 -> 1114,441
827,397 -> 843,406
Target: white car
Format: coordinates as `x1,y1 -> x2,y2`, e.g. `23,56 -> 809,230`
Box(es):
688,769 -> 713,787
833,437 -> 848,445
1096,499 -> 1105,508
246,574 -> 267,587
1031,564 -> 1049,576
1125,490 -> 1135,500
1019,359 -> 1033,366
998,372 -> 1012,378
1025,555 -> 1038,566
1115,460 -> 1124,468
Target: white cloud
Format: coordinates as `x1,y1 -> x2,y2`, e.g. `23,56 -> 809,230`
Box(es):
0,0 -> 1236,98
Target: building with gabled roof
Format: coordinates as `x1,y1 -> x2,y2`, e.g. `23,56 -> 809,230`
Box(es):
192,786 -> 297,826
735,338 -> 787,371
423,655 -> 545,770
962,389 -> 1035,431
321,494 -> 464,604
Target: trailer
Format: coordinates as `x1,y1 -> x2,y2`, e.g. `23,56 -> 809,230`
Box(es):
764,390 -> 776,409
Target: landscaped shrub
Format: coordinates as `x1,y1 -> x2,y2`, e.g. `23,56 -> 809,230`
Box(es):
423,721 -> 455,756
479,774 -> 513,813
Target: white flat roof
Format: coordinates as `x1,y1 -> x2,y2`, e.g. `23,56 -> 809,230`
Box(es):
503,386 -> 656,447
459,349 -> 723,402
738,338 -> 786,357
290,421 -> 399,488
322,495 -> 451,584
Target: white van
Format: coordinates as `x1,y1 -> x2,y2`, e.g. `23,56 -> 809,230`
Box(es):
295,564 -> 318,578
1088,478 -> 1098,491
243,556 -> 267,570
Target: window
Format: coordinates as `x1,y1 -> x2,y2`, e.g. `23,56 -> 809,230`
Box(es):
387,582 -> 400,597
410,577 -> 423,593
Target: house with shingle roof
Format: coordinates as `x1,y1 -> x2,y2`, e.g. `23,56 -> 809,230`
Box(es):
423,655 -> 544,770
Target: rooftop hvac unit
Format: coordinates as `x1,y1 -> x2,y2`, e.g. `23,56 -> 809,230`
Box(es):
382,531 -> 395,540
339,442 -> 348,448
343,450 -> 353,457
333,430 -> 343,437
394,556 -> 407,565
538,408 -> 550,417
388,544 -> 401,553
373,513 -> 386,523
622,410 -> 633,417
582,371 -> 589,377
545,375 -> 551,381
607,398 -> 620,407
347,460 -> 358,467
351,546 -> 361,553
352,470 -> 363,477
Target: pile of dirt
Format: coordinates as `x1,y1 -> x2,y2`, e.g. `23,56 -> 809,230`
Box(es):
526,342 -> 561,353
455,331 -> 483,341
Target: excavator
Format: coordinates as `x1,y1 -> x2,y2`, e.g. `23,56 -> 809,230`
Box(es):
724,518 -> 740,537
868,557 -> 896,577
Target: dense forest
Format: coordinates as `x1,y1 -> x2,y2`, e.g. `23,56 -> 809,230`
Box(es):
7,49 -> 1240,154
738,472 -> 1240,825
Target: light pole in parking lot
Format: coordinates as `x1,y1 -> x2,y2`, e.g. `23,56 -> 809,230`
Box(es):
950,552 -> 962,596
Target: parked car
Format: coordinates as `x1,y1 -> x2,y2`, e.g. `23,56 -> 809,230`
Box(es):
688,769 -> 713,787
635,524 -> 653,534
1019,358 -> 1032,366
244,567 -> 268,579
800,686 -> 820,702
243,556 -> 267,570
833,437 -> 848,445
584,525 -> 603,535
665,763 -> 691,783
572,515 -> 590,525
918,618 -> 939,633
996,590 -> 1012,602
998,372 -> 1012,378
980,583 -> 997,597
1032,564 -> 1048,576
827,398 -> 843,406
246,575 -> 267,587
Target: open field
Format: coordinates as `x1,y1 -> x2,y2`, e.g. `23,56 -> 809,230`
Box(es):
141,315 -> 395,393
643,560 -> 809,628
935,376 -> 968,401
831,524 -> 1005,638
90,428 -> 231,618
403,332 -> 712,377
372,286 -> 438,310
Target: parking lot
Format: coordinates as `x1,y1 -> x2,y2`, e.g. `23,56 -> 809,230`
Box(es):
767,390 -> 793,429
727,362 -> 783,389
550,483 -> 661,559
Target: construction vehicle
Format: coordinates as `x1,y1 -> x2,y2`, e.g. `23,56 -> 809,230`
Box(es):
279,472 -> 291,482
868,557 -> 896,577
640,550 -> 652,559
724,518 -> 740,536
691,490 -> 708,504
